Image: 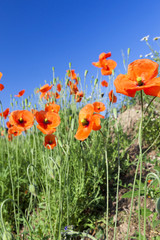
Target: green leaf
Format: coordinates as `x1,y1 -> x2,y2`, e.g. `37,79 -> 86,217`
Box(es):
121,190 -> 139,198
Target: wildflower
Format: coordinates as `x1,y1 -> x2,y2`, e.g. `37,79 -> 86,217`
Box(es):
114,59 -> 160,97
67,70 -> 78,84
145,53 -> 152,58
35,110 -> 60,134
0,72 -> 2,80
140,35 -> 149,41
44,134 -> 57,149
0,84 -> 4,91
9,110 -> 34,131
153,36 -> 160,41
15,89 -> 25,97
45,102 -> 60,113
93,102 -> 105,113
92,52 -> 117,75
52,92 -> 60,99
148,179 -> 152,184
108,90 -> 117,103
74,104 -> 104,141
75,91 -> 84,102
37,84 -> 53,99
8,125 -> 24,136
57,83 -> 62,92
68,81 -> 78,95
0,108 -> 10,119
101,80 -> 108,87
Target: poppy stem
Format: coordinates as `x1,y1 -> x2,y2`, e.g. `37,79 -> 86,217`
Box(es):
144,96 -> 156,114
138,90 -> 143,239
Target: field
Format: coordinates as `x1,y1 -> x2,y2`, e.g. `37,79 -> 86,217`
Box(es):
1,38 -> 160,240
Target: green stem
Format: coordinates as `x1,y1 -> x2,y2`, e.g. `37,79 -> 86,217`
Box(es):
138,90 -> 143,239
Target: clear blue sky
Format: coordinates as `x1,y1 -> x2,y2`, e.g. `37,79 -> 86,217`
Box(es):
1,0 -> 160,110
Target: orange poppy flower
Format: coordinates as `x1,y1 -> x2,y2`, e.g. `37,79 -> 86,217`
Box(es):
93,102 -> 106,113
57,84 -> 62,92
45,102 -> 60,113
44,134 -> 57,149
37,125 -> 56,134
0,84 -> 4,91
0,108 -> 10,119
101,80 -> 108,87
37,84 -> 53,98
75,91 -> 84,102
8,125 -> 24,136
35,110 -> 60,133
114,59 -> 160,97
109,90 -> 117,103
74,104 -> 104,141
52,92 -> 60,99
9,110 -> 34,131
67,70 -> 78,84
92,52 -> 117,75
15,89 -> 25,97
68,81 -> 78,95
0,72 -> 3,80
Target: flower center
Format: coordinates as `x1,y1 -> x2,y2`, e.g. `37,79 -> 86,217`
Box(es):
48,140 -> 53,144
137,77 -> 144,86
81,118 -> 89,126
44,118 -> 48,124
18,117 -> 23,123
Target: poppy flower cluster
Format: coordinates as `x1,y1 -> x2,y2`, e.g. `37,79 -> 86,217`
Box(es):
7,110 -> 34,140
67,69 -> 84,102
74,102 -> 105,141
92,52 -> 117,75
35,101 -> 61,149
36,83 -> 61,100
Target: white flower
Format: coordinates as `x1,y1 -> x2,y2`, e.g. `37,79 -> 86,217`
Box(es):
153,36 -> 160,41
145,52 -> 152,57
140,35 -> 149,41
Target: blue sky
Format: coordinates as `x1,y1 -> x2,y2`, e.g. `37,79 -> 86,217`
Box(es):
1,0 -> 160,110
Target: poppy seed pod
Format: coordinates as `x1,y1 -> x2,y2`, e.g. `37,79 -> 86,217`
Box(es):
29,184 -> 37,196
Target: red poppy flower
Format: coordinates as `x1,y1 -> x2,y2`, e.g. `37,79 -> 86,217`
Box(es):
45,102 -> 60,113
44,134 -> 57,149
37,84 -> 53,98
0,108 -> 10,119
35,110 -> 60,134
9,110 -> 34,131
37,125 -> 56,135
0,72 -> 3,80
92,52 -> 117,75
108,90 -> 117,103
114,59 -> 160,97
101,80 -> 108,87
57,84 -> 62,92
67,70 -> 78,84
93,102 -> 106,113
0,84 -> 4,91
75,91 -> 84,102
15,89 -> 25,97
8,125 -> 24,136
74,104 -> 104,141
52,92 -> 60,99
68,81 -> 78,95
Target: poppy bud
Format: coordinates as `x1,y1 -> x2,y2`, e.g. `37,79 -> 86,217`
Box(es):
156,197 -> 160,214
29,184 -> 37,196
69,62 -> 72,69
84,70 -> 88,77
113,108 -> 117,119
2,231 -> 13,240
127,48 -> 131,56
94,78 -> 98,85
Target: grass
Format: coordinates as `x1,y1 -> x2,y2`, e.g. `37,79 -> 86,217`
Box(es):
1,37 -> 160,239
